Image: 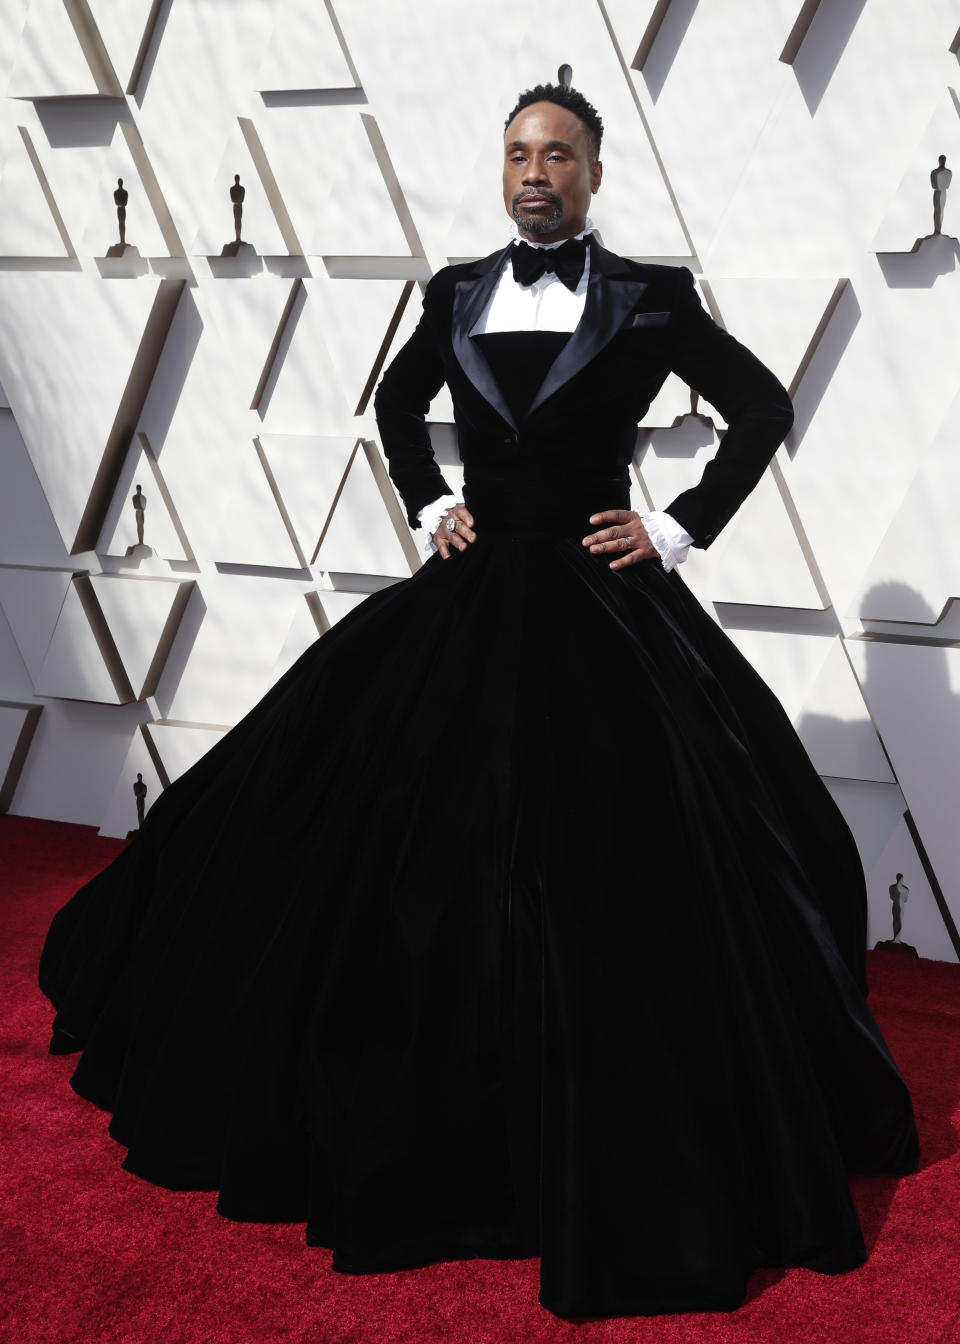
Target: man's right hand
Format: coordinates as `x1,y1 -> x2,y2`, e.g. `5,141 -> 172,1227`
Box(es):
432,505 -> 477,558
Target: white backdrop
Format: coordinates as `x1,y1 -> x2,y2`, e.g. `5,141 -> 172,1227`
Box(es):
0,0 -> 958,962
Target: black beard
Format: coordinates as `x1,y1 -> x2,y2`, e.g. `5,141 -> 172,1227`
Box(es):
511,191 -> 563,236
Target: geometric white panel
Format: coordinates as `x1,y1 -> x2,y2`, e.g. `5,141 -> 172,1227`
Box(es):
158,573 -> 303,725
0,699 -> 41,811
635,417 -> 721,513
2,694 -> 152,826
821,776 -> 909,886
781,271 -> 960,616
851,386 -> 960,624
97,436 -> 192,563
121,0 -> 276,253
846,638 -> 960,934
872,94 -> 960,252
255,0 -> 354,91
795,639 -> 895,783
869,814 -> 958,963
269,592 -> 324,683
637,413 -> 821,609
605,1 -> 793,261
333,0 -> 517,260
85,0 -> 158,92
317,589 -> 368,628
97,724 -> 165,838
144,278 -> 298,559
0,2 -> 30,95
0,566 -> 73,683
256,287 -> 351,435
211,442 -> 303,568
698,4 -> 955,274
0,119 -> 70,257
0,412 -> 71,567
253,106 -> 411,256
144,721 -> 229,783
639,371 -> 697,431
0,274 -> 166,554
315,444 -> 413,577
258,434 -> 356,565
88,574 -> 192,699
707,277 -> 843,395
824,775 -> 958,964
29,123 -> 171,259
33,581 -> 122,704
321,278 -> 411,412
720,624 -> 836,725
0,596 -> 34,703
190,121 -> 289,258
680,468 -> 823,609
7,0 -> 100,96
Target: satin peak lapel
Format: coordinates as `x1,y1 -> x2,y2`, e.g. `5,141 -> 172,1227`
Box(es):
451,246 -> 518,431
527,260 -> 648,418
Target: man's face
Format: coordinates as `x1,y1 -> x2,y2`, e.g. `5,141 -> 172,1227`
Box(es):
502,101 -> 602,243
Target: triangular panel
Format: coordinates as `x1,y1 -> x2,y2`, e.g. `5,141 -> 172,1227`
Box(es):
0,567 -> 74,683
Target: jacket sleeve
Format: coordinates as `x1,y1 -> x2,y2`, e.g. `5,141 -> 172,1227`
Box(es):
373,291 -> 453,529
662,267 -> 794,548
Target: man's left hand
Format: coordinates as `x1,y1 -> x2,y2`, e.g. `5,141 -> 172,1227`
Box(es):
582,509 -> 659,569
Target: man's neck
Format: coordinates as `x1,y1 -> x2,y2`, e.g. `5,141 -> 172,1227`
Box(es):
512,216 -> 593,249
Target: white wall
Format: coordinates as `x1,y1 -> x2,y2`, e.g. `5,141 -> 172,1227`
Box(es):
0,0 -> 957,961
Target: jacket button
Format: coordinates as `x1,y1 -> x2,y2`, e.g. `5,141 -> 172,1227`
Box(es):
503,432 -> 516,444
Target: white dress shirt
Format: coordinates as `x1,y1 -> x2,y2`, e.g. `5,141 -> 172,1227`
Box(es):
417,220 -> 694,570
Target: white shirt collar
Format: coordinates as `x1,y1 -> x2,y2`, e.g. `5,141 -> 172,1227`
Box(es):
509,214 -> 595,249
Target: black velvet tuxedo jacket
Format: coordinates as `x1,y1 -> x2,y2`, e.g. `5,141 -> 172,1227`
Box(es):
373,235 -> 794,548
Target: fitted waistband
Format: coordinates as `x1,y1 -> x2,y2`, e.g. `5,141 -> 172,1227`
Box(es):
463,472 -> 632,537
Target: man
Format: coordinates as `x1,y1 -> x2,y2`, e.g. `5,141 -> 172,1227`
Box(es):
375,82 -> 794,582
37,83 -> 918,1325
370,89 -> 922,1316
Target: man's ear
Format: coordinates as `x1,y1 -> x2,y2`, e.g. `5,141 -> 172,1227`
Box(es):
591,160 -> 603,194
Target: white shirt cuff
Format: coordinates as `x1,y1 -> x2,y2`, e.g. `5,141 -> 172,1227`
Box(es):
639,510 -> 694,573
417,493 -> 462,555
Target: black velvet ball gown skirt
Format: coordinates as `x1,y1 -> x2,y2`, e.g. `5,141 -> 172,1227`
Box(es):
38,471 -> 919,1321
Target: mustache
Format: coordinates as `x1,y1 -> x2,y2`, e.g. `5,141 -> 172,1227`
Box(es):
512,189 -> 562,209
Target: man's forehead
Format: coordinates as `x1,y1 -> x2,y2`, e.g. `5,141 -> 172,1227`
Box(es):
504,102 -> 588,141
505,136 -> 575,150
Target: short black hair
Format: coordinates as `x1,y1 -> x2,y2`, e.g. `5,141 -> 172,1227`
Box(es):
504,83 -> 604,160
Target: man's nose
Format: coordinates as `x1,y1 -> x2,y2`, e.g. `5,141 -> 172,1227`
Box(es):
522,156 -> 550,185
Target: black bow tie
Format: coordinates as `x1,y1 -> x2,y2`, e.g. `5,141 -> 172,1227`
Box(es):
511,237 -> 587,291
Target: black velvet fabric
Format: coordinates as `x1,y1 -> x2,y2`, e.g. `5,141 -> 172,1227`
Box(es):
39,275 -> 920,1319
472,331 -> 570,423
373,237 -> 797,549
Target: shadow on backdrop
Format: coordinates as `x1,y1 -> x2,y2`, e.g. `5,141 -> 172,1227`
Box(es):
876,234 -> 960,288
633,0 -> 700,103
785,279 -> 861,456
788,0 -> 868,115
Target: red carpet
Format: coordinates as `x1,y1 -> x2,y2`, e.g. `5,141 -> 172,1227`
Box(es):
2,812 -> 959,1344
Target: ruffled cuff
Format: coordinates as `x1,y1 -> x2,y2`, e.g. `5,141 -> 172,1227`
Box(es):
638,510 -> 694,573
417,494 -> 463,555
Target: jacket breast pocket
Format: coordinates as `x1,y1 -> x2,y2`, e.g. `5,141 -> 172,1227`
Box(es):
624,310 -> 671,329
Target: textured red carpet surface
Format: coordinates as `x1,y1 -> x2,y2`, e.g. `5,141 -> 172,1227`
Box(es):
2,812 -> 959,1344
